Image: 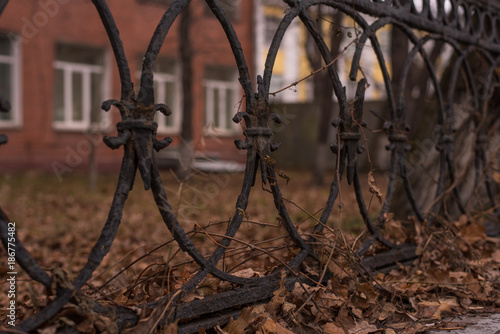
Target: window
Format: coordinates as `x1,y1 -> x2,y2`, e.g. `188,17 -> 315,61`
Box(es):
269,74 -> 284,95
53,44 -> 108,131
265,14 -> 281,44
0,34 -> 22,128
203,65 -> 239,134
142,57 -> 181,134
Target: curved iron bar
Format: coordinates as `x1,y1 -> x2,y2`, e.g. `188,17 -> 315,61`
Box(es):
138,0 -> 190,106
17,147 -> 137,332
93,0 -> 219,287
204,0 -> 254,102
431,41 -> 468,211
11,0 -> 179,329
434,46 -> 489,216
197,0 -> 322,270
202,0 -> 311,264
319,0 -> 500,53
276,1 -> 395,251
355,18 -> 432,223
91,0 -> 134,101
196,0 -> 318,284
310,0 -> 497,241
301,4 -> 418,246
205,0 -> 315,256
395,33 -> 452,220
305,4 -> 417,245
466,50 -> 499,218
265,1 -> 347,115
347,15 -> 397,120
0,0 -> 7,14
293,1 -> 348,117
477,56 -> 500,219
281,0 -> 406,251
262,7 -> 300,96
0,209 -> 52,288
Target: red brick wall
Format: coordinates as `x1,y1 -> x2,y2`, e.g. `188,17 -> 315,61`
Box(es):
0,0 -> 254,173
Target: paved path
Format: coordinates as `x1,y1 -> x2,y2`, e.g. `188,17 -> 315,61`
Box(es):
426,314 -> 500,334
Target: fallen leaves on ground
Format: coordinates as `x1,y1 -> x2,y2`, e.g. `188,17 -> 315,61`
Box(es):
0,172 -> 499,333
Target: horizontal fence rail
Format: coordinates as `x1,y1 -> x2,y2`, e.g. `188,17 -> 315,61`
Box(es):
1,0 -> 499,332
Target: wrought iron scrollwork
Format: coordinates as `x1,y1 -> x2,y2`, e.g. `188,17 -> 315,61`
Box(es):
0,0 -> 498,331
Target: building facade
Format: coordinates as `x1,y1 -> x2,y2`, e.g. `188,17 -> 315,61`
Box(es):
0,0 -> 253,174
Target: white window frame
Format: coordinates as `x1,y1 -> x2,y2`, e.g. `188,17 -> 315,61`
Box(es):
152,70 -> 182,134
0,35 -> 22,129
53,57 -> 109,132
204,78 -> 240,135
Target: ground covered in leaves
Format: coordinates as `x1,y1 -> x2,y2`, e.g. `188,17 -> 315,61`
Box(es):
0,170 -> 499,333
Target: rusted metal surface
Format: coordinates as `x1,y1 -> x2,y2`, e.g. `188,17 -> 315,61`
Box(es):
0,0 -> 499,332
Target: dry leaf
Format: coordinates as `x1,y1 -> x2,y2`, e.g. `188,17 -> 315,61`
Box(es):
259,318 -> 294,334
336,305 -> 356,332
162,321 -> 178,334
348,320 -> 378,334
322,322 -> 346,334
416,301 -> 440,319
433,297 -> 459,320
223,307 -> 256,334
277,171 -> 291,185
37,326 -> 58,334
383,218 -> 407,244
75,319 -> 95,334
233,268 -> 261,278
265,271 -> 287,315
459,222 -> 486,246
263,155 -> 277,167
491,249 -> 500,264
493,171 -> 500,184
376,302 -> 397,321
368,171 -> 383,203
351,283 -> 379,309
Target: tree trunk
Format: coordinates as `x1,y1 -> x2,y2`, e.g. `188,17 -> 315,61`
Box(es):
308,8 -> 343,186
177,5 -> 194,180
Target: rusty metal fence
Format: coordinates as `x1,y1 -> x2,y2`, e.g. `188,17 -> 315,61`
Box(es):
1,0 -> 500,332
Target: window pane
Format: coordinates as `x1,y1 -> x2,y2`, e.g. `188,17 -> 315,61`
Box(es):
205,66 -> 235,81
164,81 -> 175,127
155,57 -> 176,74
91,72 -> 103,124
225,88 -> 234,130
53,69 -> 65,122
204,86 -> 208,125
57,44 -> 103,65
269,75 -> 283,93
265,15 -> 281,44
54,44 -> 105,130
153,80 -> 160,101
0,36 -> 11,56
213,87 -> 220,128
72,72 -> 83,121
153,81 -> 165,126
165,82 -> 175,106
0,63 -> 11,120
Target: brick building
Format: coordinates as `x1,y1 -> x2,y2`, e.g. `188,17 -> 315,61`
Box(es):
0,0 -> 253,174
